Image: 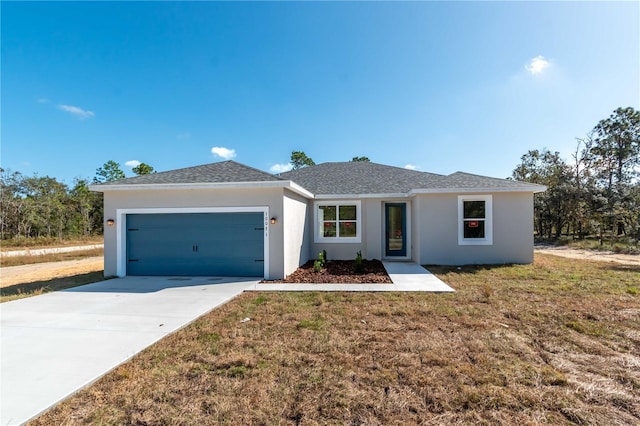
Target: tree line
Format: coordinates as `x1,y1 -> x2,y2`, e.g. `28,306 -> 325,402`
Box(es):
512,107 -> 640,244
0,161 -> 153,240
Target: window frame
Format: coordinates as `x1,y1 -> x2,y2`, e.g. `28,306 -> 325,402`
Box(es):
458,195 -> 493,246
314,200 -> 362,243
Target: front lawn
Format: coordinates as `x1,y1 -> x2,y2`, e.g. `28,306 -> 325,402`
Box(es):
31,254 -> 640,425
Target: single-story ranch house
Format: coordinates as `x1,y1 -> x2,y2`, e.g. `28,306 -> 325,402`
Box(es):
90,161 -> 546,279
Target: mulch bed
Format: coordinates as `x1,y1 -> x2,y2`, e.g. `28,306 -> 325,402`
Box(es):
262,259 -> 392,284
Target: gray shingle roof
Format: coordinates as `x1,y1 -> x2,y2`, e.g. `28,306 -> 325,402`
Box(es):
279,162 -> 447,194
279,162 -> 542,194
97,160 -> 283,185
94,160 -> 544,194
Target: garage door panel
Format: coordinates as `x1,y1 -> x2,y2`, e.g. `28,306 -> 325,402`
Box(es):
126,212 -> 264,277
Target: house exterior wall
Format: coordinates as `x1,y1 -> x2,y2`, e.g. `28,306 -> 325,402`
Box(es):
282,189 -> 310,276
308,198 -> 411,261
417,192 -> 534,265
102,187 -> 287,279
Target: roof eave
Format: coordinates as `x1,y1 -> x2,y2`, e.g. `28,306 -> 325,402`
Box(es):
89,180 -> 315,198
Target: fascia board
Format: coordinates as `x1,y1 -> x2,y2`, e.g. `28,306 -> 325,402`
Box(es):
89,180 -> 314,198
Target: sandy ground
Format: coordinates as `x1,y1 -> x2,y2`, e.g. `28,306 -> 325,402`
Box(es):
0,257 -> 104,288
535,246 -> 640,266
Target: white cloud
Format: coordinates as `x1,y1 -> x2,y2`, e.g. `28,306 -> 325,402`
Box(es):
404,164 -> 418,170
36,98 -> 50,103
125,160 -> 141,168
57,104 -> 95,119
176,132 -> 191,140
211,146 -> 236,160
525,55 -> 551,75
270,163 -> 293,173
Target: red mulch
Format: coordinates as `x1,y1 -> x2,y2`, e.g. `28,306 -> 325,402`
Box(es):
262,259 -> 392,284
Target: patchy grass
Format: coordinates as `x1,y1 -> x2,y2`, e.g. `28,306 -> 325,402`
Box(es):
31,254 -> 640,425
547,237 -> 640,255
0,248 -> 103,267
0,236 -> 103,251
0,271 -> 107,303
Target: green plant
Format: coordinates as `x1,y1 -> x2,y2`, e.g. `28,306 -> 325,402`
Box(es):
354,251 -> 363,273
318,250 -> 326,266
313,260 -> 323,273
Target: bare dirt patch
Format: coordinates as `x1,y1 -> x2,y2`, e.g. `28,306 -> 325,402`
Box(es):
535,245 -> 640,266
0,256 -> 103,288
263,259 -> 392,283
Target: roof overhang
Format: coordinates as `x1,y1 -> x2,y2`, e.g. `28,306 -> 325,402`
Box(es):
313,185 -> 547,199
89,180 -> 315,199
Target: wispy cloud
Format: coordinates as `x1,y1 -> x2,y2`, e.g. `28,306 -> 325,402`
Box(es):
211,146 -> 236,160
404,164 -> 418,170
125,160 -> 141,168
176,132 -> 191,140
270,163 -> 293,173
36,98 -> 50,104
525,55 -> 551,75
57,104 -> 95,119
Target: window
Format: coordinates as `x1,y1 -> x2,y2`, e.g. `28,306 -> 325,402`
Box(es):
458,195 -> 492,245
315,201 -> 361,243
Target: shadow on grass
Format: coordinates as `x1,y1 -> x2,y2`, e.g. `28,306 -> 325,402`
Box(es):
0,271 -> 106,301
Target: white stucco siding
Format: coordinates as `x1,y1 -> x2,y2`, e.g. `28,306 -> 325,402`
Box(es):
282,189 -> 310,277
102,187 -> 286,279
418,192 -> 534,265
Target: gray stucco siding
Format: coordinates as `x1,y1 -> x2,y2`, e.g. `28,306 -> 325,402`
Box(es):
417,192 -> 534,265
102,187 -> 288,279
283,189 -> 310,277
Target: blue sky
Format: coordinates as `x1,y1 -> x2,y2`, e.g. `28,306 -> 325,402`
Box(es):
2,1 -> 638,184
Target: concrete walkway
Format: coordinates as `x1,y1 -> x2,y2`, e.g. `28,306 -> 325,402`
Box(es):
1,276 -> 257,426
248,262 -> 455,292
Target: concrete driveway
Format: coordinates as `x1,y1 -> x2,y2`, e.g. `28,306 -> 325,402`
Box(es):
1,276 -> 257,426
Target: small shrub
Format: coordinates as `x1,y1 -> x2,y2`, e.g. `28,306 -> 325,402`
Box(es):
313,260 -> 323,273
354,250 -> 364,273
318,250 -> 326,266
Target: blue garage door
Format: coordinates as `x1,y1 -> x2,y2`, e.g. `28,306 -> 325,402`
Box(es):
126,213 -> 264,276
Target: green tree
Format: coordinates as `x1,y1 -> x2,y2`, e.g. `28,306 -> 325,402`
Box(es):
351,156 -> 371,162
93,160 -> 125,183
290,151 -> 315,170
589,107 -> 640,238
512,149 -> 575,239
132,162 -> 155,175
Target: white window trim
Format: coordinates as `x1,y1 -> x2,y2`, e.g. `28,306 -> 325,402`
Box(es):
458,195 -> 493,246
314,200 -> 362,243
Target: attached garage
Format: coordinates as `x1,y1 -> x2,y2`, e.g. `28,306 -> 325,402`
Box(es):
126,212 -> 265,276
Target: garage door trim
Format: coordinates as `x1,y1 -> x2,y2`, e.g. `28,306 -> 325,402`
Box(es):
115,207 -> 269,278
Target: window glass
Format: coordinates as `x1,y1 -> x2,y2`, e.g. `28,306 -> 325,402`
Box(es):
320,205 -> 336,221
339,221 -> 357,237
463,220 -> 485,239
322,222 -> 337,238
463,201 -> 485,219
339,205 -> 357,220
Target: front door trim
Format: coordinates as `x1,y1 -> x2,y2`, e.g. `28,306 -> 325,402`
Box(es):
383,202 -> 411,259
116,207 -> 269,278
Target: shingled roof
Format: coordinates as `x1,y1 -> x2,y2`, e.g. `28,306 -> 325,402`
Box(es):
97,160 -> 283,185
279,162 -> 448,194
93,160 -> 545,195
279,162 -> 543,195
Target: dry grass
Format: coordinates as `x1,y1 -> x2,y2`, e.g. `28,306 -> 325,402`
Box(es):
0,248 -> 104,267
0,236 -> 103,251
0,271 -> 107,303
31,254 -> 640,425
